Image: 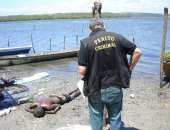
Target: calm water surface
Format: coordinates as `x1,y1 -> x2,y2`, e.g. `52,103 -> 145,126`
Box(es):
0,17 -> 170,75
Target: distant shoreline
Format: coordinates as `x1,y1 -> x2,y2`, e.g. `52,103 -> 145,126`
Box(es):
0,12 -> 163,22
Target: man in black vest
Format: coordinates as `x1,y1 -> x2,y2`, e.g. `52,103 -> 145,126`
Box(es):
78,19 -> 141,130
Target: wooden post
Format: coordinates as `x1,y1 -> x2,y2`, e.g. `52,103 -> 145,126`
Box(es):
133,37 -> 135,43
160,8 -> 168,87
82,27 -> 84,33
8,38 -> 10,47
31,34 -> 36,53
64,36 -> 66,50
76,35 -> 79,47
49,38 -> 52,51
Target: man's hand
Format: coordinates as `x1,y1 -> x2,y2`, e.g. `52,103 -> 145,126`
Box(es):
129,48 -> 142,71
79,66 -> 87,76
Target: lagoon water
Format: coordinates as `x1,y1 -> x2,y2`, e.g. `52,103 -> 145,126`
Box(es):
0,17 -> 170,75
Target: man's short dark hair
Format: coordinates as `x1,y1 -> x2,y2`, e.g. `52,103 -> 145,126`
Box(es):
33,106 -> 45,118
89,19 -> 105,31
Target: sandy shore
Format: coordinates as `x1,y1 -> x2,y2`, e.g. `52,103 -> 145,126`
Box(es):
0,58 -> 169,130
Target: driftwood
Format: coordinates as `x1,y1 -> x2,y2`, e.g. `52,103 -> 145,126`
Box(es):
0,77 -> 15,88
0,77 -> 26,88
0,77 -> 27,101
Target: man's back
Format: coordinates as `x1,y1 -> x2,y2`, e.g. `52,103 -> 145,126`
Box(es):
78,19 -> 141,130
79,30 -> 136,92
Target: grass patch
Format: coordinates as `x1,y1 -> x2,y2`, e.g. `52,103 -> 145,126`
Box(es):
165,51 -> 170,62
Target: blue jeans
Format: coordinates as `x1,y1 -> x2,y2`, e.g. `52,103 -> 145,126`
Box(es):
88,86 -> 123,130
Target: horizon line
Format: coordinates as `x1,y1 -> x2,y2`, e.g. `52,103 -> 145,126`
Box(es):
0,12 -> 164,17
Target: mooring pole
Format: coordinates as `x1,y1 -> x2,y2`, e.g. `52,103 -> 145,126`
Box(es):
133,37 -> 135,43
160,8 -> 169,87
49,38 -> 52,51
64,36 -> 66,50
31,34 -> 36,53
8,38 -> 10,47
76,35 -> 79,47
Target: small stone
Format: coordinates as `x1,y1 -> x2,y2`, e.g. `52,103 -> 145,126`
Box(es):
72,107 -> 76,110
130,94 -> 135,99
10,106 -> 18,111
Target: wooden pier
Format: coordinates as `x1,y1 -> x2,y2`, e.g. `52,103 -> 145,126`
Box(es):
0,49 -> 79,67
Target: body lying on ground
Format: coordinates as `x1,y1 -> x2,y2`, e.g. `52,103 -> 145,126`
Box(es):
25,88 -> 81,118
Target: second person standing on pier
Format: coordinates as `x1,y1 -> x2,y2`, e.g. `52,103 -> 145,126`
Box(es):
92,0 -> 102,18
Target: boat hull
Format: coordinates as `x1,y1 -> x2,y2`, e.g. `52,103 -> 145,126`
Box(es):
0,46 -> 32,56
163,62 -> 170,77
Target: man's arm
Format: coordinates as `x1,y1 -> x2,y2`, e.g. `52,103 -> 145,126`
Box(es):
45,104 -> 61,114
78,40 -> 88,76
70,89 -> 81,100
25,104 -> 38,113
129,48 -> 142,71
117,34 -> 141,70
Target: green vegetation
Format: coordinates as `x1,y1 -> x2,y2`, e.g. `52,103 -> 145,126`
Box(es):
0,12 -> 162,22
165,51 -> 170,62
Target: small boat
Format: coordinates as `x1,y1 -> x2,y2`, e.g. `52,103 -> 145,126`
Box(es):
0,45 -> 32,56
163,62 -> 170,77
163,51 -> 170,78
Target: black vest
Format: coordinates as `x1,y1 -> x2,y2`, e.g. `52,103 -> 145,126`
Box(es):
82,30 -> 131,96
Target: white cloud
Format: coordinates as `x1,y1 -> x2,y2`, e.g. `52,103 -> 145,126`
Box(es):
0,0 -> 169,16
102,0 -> 169,13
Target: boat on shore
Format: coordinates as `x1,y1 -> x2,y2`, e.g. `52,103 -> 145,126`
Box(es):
163,51 -> 170,78
0,45 -> 32,56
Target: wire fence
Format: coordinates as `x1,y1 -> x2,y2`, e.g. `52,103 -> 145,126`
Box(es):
0,20 -> 89,53
0,34 -> 84,53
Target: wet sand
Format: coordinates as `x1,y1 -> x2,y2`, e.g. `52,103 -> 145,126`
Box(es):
0,58 -> 169,130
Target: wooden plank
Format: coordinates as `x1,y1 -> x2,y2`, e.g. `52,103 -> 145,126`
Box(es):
0,49 -> 79,67
160,8 -> 169,87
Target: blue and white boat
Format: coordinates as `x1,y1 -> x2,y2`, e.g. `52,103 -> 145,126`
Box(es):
0,45 -> 32,56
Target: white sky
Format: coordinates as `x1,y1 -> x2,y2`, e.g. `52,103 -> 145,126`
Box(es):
0,0 -> 169,16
